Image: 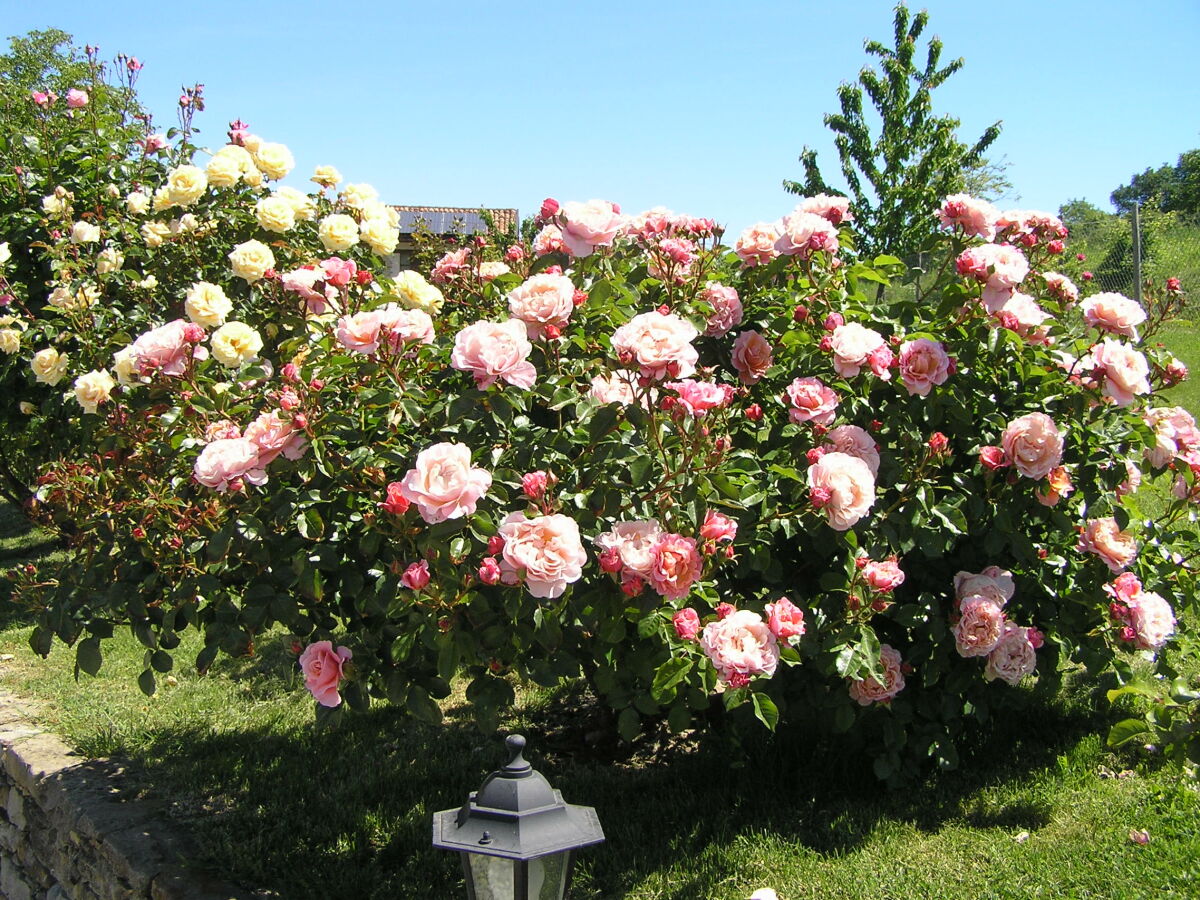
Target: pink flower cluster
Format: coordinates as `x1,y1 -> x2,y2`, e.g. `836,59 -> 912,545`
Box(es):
830,323 -> 892,379
734,222 -> 782,267
431,247 -> 471,283
622,206 -> 716,243
595,518 -> 731,600
193,408 -> 307,492
956,243 -> 1030,311
1043,272 -> 1079,305
1143,407 -> 1200,468
1105,573 -> 1176,651
848,644 -> 906,705
936,194 -> 999,240
700,608 -> 781,687
701,283 -> 743,336
807,451 -> 876,531
822,425 -> 880,476
950,567 -> 1040,684
1077,339 -> 1150,407
774,208 -> 839,259
283,258 -> 359,315
994,209 -> 1068,247
336,305 -> 435,354
130,319 -> 207,377
664,379 -> 735,418
507,272 -> 576,339
611,310 -> 699,381
498,511 -> 587,598
556,199 -> 625,257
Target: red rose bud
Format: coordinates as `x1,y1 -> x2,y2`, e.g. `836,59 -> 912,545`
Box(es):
854,555 -> 869,569
745,403 -> 763,422
262,268 -> 277,281
809,485 -> 833,508
812,424 -> 829,437
504,244 -> 526,262
715,602 -> 736,620
657,304 -> 671,316
309,379 -> 325,391
292,413 -> 308,429
1047,239 -> 1064,254
1018,232 -> 1037,248
538,197 -> 560,221
793,304 -> 809,323
928,432 -> 949,453
1166,277 -> 1182,293
182,323 -> 205,343
1027,627 -> 1044,649
472,236 -> 487,249
713,436 -> 731,453
598,546 -> 623,573
282,362 -> 301,383
131,526 -> 146,540
401,560 -> 431,591
437,617 -> 452,632
478,557 -> 501,585
355,269 -> 374,286
169,536 -> 183,549
521,470 -> 550,499
543,324 -> 562,340
487,534 -> 505,555
488,658 -> 504,673
1082,271 -> 1093,281
979,445 -> 1009,470
819,334 -> 834,352
572,289 -> 588,307
947,356 -> 958,375
381,482 -> 410,515
673,608 -> 701,640
870,419 -> 883,431
727,672 -> 751,689
805,447 -> 825,465
544,265 -> 563,275
823,312 -> 844,331
620,572 -> 644,597
1076,253 -> 1086,261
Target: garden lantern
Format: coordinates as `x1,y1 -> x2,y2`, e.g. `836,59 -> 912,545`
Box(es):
432,734 -> 605,899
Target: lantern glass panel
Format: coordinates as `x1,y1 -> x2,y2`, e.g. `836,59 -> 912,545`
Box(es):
466,851 -> 571,900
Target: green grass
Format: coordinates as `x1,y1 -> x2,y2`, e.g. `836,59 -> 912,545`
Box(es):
1,327 -> 1198,899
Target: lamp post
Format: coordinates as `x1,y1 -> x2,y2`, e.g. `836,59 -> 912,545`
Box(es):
432,734 -> 605,900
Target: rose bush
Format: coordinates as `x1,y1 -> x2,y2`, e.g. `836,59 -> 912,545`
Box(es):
3,57 -> 1198,781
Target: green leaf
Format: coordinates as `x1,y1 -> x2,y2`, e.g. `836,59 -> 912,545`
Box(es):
137,668 -> 157,696
667,702 -> 692,734
75,638 -> 102,676
1107,717 -> 1150,748
406,685 -> 443,724
617,707 -> 641,742
752,693 -> 780,731
650,657 -> 693,703
150,650 -> 173,673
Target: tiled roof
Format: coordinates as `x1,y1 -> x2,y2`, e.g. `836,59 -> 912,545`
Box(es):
391,206 -> 519,235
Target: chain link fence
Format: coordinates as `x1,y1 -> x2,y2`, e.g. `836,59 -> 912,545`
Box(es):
1087,203 -> 1200,317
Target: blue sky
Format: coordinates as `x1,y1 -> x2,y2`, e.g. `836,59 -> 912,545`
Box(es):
6,0 -> 1198,235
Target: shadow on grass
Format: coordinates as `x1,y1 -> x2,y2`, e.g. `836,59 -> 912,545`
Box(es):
101,680 -> 1104,900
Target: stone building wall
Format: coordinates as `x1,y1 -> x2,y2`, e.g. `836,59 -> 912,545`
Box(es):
0,691 -> 251,900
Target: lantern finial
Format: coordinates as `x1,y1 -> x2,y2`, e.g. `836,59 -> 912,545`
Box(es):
503,734 -> 532,777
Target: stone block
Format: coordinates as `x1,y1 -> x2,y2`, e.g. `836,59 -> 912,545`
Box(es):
1,850 -> 35,900
0,819 -> 18,852
3,733 -> 80,798
7,783 -> 26,828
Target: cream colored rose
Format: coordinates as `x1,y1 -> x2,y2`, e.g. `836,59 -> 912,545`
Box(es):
152,186 -> 173,213
185,281 -> 233,327
341,183 -> 378,210
273,186 -> 315,220
240,134 -> 264,154
32,348 -> 69,385
318,214 -> 360,252
171,214 -> 200,235
311,165 -> 342,187
0,242 -> 9,265
254,196 -> 296,233
73,369 -> 115,414
138,274 -> 158,290
166,165 -> 207,207
96,247 -> 124,274
112,345 -> 141,384
205,153 -> 242,188
252,142 -> 294,180
19,402 -> 35,415
125,190 -> 151,215
142,221 -> 171,248
228,239 -> 275,283
48,283 -> 98,310
0,329 -> 20,354
211,322 -> 263,367
359,217 -> 398,254
42,192 -> 72,216
391,270 -> 444,315
70,221 -> 100,244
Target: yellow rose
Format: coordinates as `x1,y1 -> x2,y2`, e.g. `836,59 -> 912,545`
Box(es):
185,281 -> 233,327
166,165 -> 207,207
391,270 -> 445,315
359,217 -> 399,255
254,196 -> 296,234
141,222 -> 171,248
211,322 -> 263,367
96,247 -> 124,274
205,153 -> 242,188
311,165 -> 342,187
253,142 -> 294,180
341,183 -> 379,210
273,186 -> 315,221
152,186 -> 173,213
126,190 -> 151,215
73,369 -> 115,414
171,214 -> 200,234
241,134 -> 264,154
318,214 -> 360,252
138,274 -> 158,289
70,221 -> 101,244
0,329 -> 20,354
32,348 -> 69,385
227,239 -> 275,283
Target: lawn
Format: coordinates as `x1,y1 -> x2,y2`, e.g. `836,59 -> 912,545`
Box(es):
0,320 -> 1197,899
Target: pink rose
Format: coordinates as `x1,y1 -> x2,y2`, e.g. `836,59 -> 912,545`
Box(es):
862,559 -> 905,592
1035,465 -> 1074,507
807,451 -> 875,531
799,193 -> 853,226
785,376 -> 839,425
66,88 -> 89,109
822,424 -> 880,477
700,609 -> 780,684
131,319 -> 198,377
957,243 -> 1029,311
1001,412 -> 1063,480
897,338 -> 951,397
557,199 -> 625,257
298,640 -> 352,707
1143,407 -> 1200,468
532,224 -> 565,256
204,420 -> 242,441
538,197 -> 560,222
953,596 -> 1006,657
1127,591 -> 1176,651
936,194 -> 998,240
953,566 -> 1014,608
1077,517 -> 1138,573
984,624 -> 1038,685
647,533 -> 704,600
996,292 -> 1051,342
731,330 -> 773,385
402,560 -> 431,591
282,266 -> 338,315
451,319 -> 537,389
336,310 -> 384,354
734,222 -> 782,266
830,323 -> 888,379
1081,339 -> 1150,407
664,379 -> 735,417
243,410 -> 307,465
589,372 -> 644,406
321,257 -> 357,287
478,557 -> 502,585
507,272 -> 576,339
773,209 -> 839,258
1081,292 -> 1146,339
702,283 -> 743,336
699,510 -> 737,543
848,644 -> 906,706
431,247 -> 470,283
1043,272 -> 1079,305
521,470 -> 553,499
764,596 -> 805,640
594,520 -> 663,578
193,437 -> 266,492
673,608 -> 701,641
979,445 -> 1009,470
611,311 -> 699,381
373,304 -> 435,349
498,511 -> 587,598
399,442 -> 493,524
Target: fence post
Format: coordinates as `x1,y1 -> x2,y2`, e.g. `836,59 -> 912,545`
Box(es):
1132,201 -> 1142,304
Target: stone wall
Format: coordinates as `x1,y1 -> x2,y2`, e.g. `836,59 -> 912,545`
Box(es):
0,691 -> 252,900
